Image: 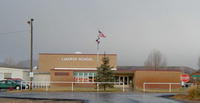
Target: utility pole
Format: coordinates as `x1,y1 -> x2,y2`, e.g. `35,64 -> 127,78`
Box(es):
27,18 -> 34,90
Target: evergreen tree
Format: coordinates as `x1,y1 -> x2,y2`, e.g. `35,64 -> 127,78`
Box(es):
95,55 -> 114,91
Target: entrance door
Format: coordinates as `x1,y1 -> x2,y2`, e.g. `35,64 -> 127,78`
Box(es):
120,77 -> 123,85
129,76 -> 133,87
124,77 -> 128,85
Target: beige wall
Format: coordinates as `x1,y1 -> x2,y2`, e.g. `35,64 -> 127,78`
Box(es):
38,53 -> 117,72
0,67 -> 29,80
33,74 -> 50,82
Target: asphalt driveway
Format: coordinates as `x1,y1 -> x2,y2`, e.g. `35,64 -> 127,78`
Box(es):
0,92 -> 181,103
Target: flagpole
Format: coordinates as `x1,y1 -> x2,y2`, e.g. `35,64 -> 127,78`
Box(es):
97,29 -> 100,67
97,40 -> 99,67
96,29 -> 106,67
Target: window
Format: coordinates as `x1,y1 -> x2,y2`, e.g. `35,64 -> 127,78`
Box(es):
89,77 -> 93,82
114,76 -> 119,82
73,72 -> 96,82
89,73 -> 93,76
7,81 -> 13,84
4,73 -> 11,79
79,72 -> 83,76
0,80 -> 5,83
55,72 -> 69,76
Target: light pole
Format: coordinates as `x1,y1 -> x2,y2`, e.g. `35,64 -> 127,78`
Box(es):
27,18 -> 34,90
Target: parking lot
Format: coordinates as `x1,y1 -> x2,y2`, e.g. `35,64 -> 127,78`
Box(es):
0,92 -> 182,103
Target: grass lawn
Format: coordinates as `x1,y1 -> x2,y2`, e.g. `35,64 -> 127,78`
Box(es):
171,86 -> 200,102
172,94 -> 200,102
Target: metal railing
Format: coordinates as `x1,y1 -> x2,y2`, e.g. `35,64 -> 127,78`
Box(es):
21,81 -> 125,92
143,82 -> 180,92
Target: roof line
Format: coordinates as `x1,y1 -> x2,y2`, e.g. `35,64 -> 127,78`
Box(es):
39,53 -> 117,55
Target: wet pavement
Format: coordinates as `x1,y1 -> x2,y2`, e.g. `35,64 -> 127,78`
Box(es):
0,92 -> 182,103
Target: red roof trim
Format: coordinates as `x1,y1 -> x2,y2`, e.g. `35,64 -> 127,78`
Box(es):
39,53 -> 117,56
135,70 -> 181,72
50,69 -> 96,71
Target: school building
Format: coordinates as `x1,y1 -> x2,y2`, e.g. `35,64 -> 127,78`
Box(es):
34,53 -> 183,89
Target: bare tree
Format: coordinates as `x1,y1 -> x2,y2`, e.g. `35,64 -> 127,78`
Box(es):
144,49 -> 167,70
197,57 -> 200,72
1,57 -> 16,67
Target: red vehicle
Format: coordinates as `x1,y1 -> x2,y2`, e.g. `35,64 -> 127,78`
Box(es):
6,78 -> 23,81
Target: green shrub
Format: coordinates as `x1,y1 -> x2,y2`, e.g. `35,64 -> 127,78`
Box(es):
188,86 -> 200,98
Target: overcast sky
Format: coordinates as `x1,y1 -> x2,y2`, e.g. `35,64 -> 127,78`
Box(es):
0,0 -> 200,69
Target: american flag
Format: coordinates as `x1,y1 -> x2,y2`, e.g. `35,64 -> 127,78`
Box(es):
98,30 -> 106,38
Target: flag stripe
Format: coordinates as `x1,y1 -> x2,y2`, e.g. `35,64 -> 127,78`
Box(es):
98,30 -> 106,38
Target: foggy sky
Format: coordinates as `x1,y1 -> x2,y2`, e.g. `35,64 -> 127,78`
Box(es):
0,0 -> 200,69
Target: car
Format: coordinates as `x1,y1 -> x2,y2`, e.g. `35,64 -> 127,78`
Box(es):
0,80 -> 20,90
6,78 -> 23,81
0,79 -> 28,90
6,78 -> 29,89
